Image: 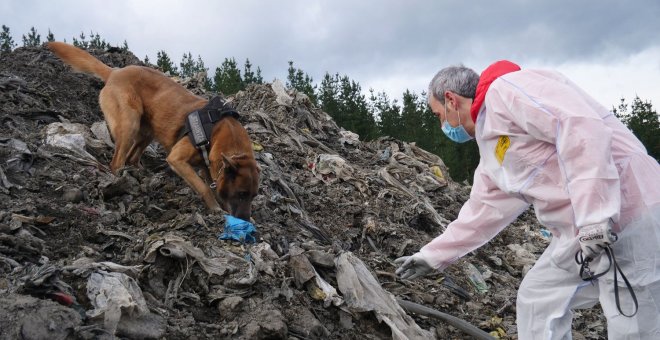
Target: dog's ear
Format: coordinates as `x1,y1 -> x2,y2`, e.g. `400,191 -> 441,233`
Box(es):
222,153 -> 238,174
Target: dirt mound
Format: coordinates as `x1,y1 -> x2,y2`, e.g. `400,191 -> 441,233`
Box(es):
0,45 -> 605,339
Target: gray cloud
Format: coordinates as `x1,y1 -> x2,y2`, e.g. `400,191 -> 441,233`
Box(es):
3,0 -> 659,106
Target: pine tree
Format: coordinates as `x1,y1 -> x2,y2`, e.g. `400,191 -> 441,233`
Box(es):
179,52 -> 196,78
195,55 -> 212,90
319,72 -> 341,119
88,32 -> 107,49
243,59 -> 263,85
614,97 -> 660,160
156,50 -> 179,76
22,26 -> 41,47
46,29 -> 55,42
255,66 -> 264,84
213,57 -> 243,95
286,61 -> 317,105
371,90 -> 401,138
337,75 -> 377,140
400,90 -> 424,142
1,25 -> 16,53
72,32 -> 88,48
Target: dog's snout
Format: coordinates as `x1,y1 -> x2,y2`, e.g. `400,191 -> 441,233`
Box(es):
230,203 -> 251,221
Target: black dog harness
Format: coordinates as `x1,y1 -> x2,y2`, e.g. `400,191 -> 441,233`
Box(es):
178,96 -> 240,170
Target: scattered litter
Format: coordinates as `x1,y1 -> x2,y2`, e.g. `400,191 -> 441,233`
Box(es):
0,44 -> 605,339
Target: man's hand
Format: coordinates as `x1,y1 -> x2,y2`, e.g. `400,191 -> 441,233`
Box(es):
394,252 -> 434,280
578,221 -> 616,261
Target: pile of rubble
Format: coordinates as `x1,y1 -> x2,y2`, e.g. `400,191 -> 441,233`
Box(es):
0,45 -> 605,339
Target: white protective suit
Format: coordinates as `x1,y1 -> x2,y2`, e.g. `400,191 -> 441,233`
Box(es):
419,68 -> 660,339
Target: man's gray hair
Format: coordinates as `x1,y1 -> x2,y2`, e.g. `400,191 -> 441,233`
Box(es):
427,65 -> 479,104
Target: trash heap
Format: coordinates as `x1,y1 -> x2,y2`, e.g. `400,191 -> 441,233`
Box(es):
0,46 -> 606,339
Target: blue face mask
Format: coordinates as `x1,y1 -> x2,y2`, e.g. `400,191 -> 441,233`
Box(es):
441,101 -> 474,143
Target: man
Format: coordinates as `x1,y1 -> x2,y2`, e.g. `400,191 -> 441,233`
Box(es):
395,60 -> 660,339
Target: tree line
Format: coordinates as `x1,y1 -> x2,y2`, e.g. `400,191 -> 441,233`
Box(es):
1,26 -> 657,182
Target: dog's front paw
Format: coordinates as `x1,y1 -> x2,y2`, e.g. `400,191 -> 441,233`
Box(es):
116,165 -> 139,178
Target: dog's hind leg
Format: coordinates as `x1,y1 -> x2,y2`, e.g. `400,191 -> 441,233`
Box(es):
99,84 -> 142,174
126,128 -> 154,168
100,89 -> 142,174
167,139 -> 222,211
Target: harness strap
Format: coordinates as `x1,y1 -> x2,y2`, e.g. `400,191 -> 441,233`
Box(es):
176,97 -> 240,186
199,143 -> 211,170
575,241 -> 639,317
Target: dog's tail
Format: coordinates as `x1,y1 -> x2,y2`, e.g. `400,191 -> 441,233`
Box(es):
47,42 -> 113,82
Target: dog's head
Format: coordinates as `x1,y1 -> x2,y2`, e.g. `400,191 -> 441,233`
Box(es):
215,153 -> 259,221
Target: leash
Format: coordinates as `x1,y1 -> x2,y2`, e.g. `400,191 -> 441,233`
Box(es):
574,236 -> 638,317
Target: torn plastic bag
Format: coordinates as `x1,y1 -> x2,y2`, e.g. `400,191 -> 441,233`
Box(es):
218,215 -> 257,244
311,154 -> 354,184
43,122 -> 100,161
335,252 -> 434,340
145,234 -> 248,278
86,270 -> 149,335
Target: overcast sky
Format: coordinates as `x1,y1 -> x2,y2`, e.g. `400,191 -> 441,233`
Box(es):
3,0 -> 659,110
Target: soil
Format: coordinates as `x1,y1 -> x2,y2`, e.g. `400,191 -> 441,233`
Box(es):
0,45 -> 606,339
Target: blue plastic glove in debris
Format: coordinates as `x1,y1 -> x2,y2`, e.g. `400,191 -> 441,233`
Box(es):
218,215 -> 257,244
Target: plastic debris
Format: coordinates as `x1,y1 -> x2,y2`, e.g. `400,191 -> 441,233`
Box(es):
252,141 -> 264,152
311,266 -> 343,307
339,129 -> 360,146
144,234 -> 249,278
86,270 -> 150,335
271,79 -> 293,106
0,138 -> 33,172
540,228 -> 552,238
311,154 -> 354,184
335,252 -> 434,340
465,262 -> 489,294
218,215 -> 257,244
430,165 -> 444,180
490,327 -> 506,339
43,122 -> 102,162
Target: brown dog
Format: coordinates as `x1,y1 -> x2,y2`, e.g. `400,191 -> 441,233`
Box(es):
47,42 -> 259,220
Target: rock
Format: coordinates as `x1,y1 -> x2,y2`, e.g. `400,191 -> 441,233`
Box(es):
62,186 -> 84,203
218,296 -> 244,319
0,294 -> 82,340
242,309 -> 288,339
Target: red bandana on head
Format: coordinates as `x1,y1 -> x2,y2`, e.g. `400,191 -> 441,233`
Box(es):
470,60 -> 521,123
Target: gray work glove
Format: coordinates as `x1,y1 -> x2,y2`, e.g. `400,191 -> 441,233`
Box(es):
578,221 -> 616,261
395,252 -> 433,280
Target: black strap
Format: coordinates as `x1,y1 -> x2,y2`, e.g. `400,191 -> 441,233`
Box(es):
177,96 -> 240,142
575,244 -> 639,317
175,97 -> 240,183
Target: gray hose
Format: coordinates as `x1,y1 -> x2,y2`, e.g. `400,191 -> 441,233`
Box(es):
397,299 -> 496,340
